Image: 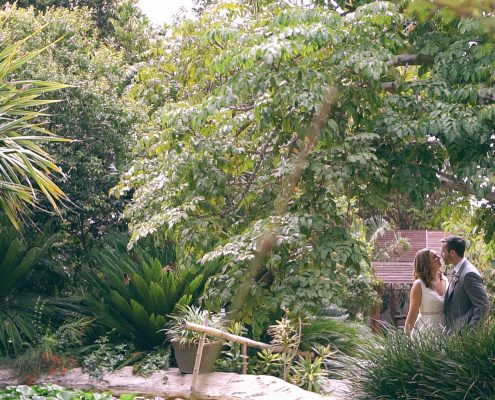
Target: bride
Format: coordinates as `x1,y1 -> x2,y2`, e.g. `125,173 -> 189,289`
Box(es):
404,248 -> 448,336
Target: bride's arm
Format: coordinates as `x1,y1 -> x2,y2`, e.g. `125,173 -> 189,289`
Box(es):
404,280 -> 422,335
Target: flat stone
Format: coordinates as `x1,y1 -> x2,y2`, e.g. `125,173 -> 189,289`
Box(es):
0,366 -> 348,400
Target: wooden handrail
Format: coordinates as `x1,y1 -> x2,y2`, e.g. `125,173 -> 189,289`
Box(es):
182,321 -> 283,352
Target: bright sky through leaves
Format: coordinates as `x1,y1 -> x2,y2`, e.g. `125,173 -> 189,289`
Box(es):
137,0 -> 194,26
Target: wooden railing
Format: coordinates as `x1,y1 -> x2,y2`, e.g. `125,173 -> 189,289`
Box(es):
182,320 -> 282,392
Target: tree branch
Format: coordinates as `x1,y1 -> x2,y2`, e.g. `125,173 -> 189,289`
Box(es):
229,104 -> 254,112
437,172 -> 495,204
388,54 -> 434,67
381,54 -> 435,92
234,120 -> 254,137
222,130 -> 277,216
212,37 -> 224,51
382,81 -> 397,92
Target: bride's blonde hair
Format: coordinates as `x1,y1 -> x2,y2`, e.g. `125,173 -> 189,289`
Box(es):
413,248 -> 435,288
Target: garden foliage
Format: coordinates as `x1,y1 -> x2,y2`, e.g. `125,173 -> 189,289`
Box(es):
14,318 -> 91,379
0,384 -> 129,400
0,0 -> 122,36
349,322 -> 495,399
0,0 -> 493,394
164,304 -> 224,345
0,5 -> 147,266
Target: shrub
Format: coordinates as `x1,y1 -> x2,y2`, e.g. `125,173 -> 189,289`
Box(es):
81,334 -> 137,379
15,318 -> 91,379
348,321 -> 495,399
300,315 -> 370,356
131,347 -> 170,377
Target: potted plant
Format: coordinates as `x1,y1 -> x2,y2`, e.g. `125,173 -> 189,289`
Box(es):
165,305 -> 224,374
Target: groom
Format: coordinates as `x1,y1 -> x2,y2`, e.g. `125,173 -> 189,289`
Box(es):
441,235 -> 489,333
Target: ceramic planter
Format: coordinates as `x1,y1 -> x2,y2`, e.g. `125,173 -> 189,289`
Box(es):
171,340 -> 223,374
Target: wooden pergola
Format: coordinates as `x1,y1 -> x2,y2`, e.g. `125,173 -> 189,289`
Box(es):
370,230 -> 447,331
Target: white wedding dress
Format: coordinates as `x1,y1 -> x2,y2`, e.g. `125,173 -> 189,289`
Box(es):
412,276 -> 448,337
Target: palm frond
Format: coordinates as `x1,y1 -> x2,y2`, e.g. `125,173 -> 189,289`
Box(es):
365,215 -> 391,244
0,33 -> 71,228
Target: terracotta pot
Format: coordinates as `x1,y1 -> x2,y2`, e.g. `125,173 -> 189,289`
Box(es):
171,340 -> 223,374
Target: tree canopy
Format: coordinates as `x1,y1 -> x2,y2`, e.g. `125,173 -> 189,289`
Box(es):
114,0 -> 495,327
0,0 -> 120,34
0,4 -> 151,273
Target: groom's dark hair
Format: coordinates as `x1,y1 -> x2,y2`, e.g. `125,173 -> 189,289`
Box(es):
441,235 -> 466,257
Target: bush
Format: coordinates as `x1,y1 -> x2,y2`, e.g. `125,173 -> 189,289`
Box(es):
15,318 -> 91,380
81,334 -> 140,379
348,321 -> 495,399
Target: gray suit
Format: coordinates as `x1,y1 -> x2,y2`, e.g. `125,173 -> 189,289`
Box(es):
444,260 -> 490,332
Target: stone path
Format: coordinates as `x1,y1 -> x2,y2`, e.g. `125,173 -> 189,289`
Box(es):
0,366 -> 350,400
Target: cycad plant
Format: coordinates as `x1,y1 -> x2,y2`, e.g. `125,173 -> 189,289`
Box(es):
85,234 -> 220,348
0,30 -> 69,229
0,219 -> 63,356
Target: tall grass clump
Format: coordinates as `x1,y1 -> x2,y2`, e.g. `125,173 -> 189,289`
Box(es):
300,315 -> 371,355
347,320 -> 495,399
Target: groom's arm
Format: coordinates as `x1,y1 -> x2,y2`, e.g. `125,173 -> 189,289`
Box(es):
464,272 -> 490,326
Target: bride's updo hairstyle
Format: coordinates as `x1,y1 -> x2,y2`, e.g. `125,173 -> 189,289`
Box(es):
413,248 -> 435,288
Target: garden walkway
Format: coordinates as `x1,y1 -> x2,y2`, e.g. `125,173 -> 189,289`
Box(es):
0,366 -> 350,399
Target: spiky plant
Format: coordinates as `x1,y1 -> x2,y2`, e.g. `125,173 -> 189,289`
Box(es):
164,304 -> 224,345
0,31 -> 70,229
365,215 -> 392,244
85,234 -> 221,348
267,313 -> 302,381
290,353 -> 326,393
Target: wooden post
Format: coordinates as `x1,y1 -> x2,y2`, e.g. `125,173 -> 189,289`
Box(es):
191,313 -> 208,393
241,343 -> 247,374
390,286 -> 396,326
369,287 -> 383,333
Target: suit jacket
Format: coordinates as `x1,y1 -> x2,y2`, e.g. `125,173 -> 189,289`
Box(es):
444,259 -> 490,332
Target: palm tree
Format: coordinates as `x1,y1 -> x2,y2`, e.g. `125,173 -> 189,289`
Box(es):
0,34 -> 69,229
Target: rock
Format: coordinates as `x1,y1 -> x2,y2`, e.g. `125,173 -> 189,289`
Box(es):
0,367 -> 21,385
0,366 -> 349,400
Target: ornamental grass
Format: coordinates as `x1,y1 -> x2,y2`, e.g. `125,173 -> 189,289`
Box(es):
348,320 -> 495,400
